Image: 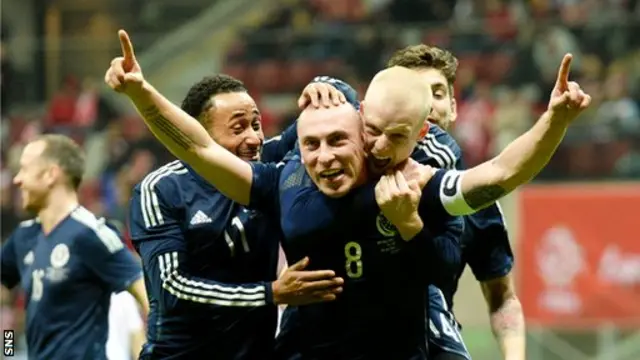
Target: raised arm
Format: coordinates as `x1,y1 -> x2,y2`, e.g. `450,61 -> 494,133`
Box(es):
104,30 -> 253,205
439,54 -> 591,214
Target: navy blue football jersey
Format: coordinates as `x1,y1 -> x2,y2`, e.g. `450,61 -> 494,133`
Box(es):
411,125 -> 514,309
258,152 -> 463,360
311,75 -> 513,309
413,126 -> 512,360
128,126 -> 295,360
0,207 -> 142,360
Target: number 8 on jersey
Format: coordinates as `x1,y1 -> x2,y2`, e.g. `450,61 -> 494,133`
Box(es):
344,241 -> 363,278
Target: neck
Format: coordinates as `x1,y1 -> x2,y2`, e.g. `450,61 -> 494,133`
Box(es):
38,187 -> 79,234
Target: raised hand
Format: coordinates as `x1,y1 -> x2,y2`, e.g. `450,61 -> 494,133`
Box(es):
104,30 -> 145,97
547,54 -> 592,122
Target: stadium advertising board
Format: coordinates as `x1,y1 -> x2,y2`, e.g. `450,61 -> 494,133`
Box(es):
518,184 -> 640,328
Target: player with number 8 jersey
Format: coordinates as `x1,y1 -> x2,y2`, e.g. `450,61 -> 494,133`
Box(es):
271,152 -> 464,359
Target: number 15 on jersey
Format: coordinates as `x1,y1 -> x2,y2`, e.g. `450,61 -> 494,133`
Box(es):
344,241 -> 363,278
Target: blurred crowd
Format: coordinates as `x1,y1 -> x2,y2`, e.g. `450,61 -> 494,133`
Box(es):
224,0 -> 640,176
1,0 -> 639,353
2,0 -> 638,234
1,0 -> 638,234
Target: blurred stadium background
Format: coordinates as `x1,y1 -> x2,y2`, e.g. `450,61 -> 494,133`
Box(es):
1,0 -> 639,359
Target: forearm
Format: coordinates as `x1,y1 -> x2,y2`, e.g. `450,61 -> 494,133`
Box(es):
489,295 -> 526,360
462,110 -> 568,209
127,81 -> 253,204
129,81 -> 215,166
127,277 -> 150,319
493,110 -> 566,189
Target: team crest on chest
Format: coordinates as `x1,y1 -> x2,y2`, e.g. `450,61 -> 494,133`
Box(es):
376,213 -> 397,237
50,244 -> 70,268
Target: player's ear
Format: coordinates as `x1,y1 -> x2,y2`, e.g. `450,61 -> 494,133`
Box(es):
450,97 -> 458,124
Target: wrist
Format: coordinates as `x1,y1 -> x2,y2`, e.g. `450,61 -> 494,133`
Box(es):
396,214 -> 424,241
545,109 -> 572,128
268,280 -> 281,305
128,80 -> 154,107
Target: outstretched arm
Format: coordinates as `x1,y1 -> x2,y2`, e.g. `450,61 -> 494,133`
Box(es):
104,30 -> 253,205
439,54 -> 592,214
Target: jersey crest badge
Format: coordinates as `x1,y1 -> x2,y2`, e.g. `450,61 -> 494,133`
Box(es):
376,213 -> 397,237
50,244 -> 70,269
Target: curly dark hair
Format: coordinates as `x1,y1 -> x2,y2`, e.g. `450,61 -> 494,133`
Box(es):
386,44 -> 458,94
180,74 -> 247,125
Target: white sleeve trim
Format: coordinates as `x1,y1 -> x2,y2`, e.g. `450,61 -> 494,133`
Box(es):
157,251 -> 267,307
439,170 -> 475,216
140,161 -> 189,229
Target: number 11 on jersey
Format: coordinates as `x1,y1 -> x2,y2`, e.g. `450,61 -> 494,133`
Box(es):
344,241 -> 363,278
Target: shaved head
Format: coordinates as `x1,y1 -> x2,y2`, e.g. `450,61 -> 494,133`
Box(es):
361,66 -> 435,175
363,66 -> 433,131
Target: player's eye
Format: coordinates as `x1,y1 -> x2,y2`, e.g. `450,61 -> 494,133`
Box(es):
251,121 -> 261,131
365,125 -> 381,136
304,140 -> 319,151
231,124 -> 246,134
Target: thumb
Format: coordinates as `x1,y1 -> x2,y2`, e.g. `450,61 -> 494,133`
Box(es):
288,257 -> 309,271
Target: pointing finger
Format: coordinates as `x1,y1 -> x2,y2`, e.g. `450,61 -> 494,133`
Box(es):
555,53 -> 573,91
118,29 -> 136,67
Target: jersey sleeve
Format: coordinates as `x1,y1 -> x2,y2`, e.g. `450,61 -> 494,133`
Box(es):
415,127 -> 513,279
411,125 -> 462,170
74,220 -> 143,293
128,181 -> 275,311
421,168 -> 477,216
261,121 -> 298,163
248,161 -> 283,215
464,204 -> 514,281
1,233 -> 21,289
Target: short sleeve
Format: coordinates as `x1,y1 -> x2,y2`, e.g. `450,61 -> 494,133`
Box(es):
75,224 -> 142,293
128,178 -> 184,243
411,125 -> 461,170
1,234 -> 21,289
249,161 -> 283,215
465,204 -> 514,281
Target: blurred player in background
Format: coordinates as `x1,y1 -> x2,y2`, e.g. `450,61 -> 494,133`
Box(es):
0,134 -> 148,360
107,290 -> 146,360
127,73 -> 344,359
387,44 -> 524,360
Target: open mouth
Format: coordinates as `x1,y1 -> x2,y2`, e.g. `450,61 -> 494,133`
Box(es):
319,168 -> 345,180
369,156 -> 391,171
